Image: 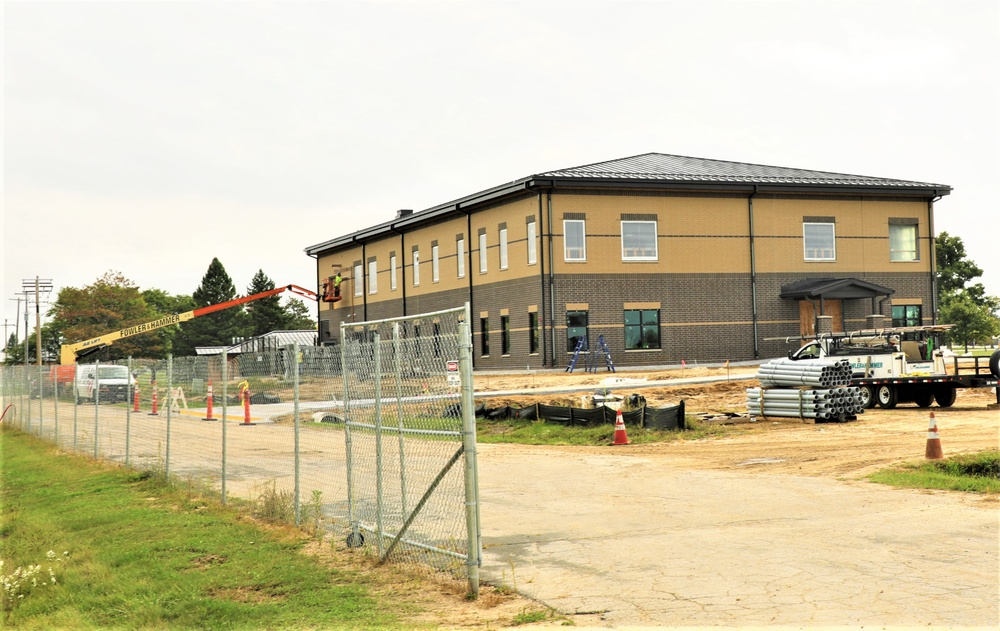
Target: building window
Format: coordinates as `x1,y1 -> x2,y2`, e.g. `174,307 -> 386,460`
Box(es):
479,232 -> 488,273
566,310 -> 589,352
353,263 -> 363,297
368,259 -> 378,294
456,237 -> 465,278
889,223 -> 919,262
621,221 -> 658,261
433,322 -> 442,358
480,317 -> 490,356
892,305 -> 922,327
564,220 -> 586,261
803,222 -> 836,261
528,312 -> 539,354
624,309 -> 660,350
500,315 -> 511,355
412,250 -> 420,286
499,227 -> 508,270
390,254 -> 397,291
432,244 -> 440,283
527,220 -> 537,265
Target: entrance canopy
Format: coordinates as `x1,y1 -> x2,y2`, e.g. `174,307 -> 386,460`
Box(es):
780,278 -> 895,301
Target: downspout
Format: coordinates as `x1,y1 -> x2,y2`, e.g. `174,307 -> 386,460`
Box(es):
390,224 -> 407,317
361,242 -> 368,322
307,251 -> 321,340
748,187 -> 760,358
928,194 -> 941,324
546,190 -> 556,368
537,190 -> 548,367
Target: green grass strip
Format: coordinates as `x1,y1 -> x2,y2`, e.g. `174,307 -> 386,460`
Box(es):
0,429 -> 405,630
868,450 -> 1000,494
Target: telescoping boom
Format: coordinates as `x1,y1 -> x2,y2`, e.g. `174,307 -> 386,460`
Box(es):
59,284 -> 318,365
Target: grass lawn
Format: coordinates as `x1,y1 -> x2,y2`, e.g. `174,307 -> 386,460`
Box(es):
0,429 -> 434,629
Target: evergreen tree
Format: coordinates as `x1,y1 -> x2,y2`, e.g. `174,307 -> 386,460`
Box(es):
284,298 -> 317,330
245,269 -> 287,337
173,259 -> 248,356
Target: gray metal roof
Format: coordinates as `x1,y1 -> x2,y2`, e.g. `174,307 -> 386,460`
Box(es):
306,152 -> 951,256
538,153 -> 949,189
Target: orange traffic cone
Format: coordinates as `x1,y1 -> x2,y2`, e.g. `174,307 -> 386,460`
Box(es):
611,409 -> 630,445
925,412 -> 943,459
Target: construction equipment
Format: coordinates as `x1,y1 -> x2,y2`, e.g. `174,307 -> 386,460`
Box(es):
769,325 -> 1000,409
59,284 -> 318,365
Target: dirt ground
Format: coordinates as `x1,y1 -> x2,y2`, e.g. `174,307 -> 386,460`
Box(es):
380,366 -> 1000,628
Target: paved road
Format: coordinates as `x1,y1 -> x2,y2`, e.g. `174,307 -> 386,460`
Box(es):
476,444 -> 999,628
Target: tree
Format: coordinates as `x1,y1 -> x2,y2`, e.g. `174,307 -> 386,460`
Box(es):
142,289 -> 195,356
245,270 -> 287,337
284,298 -> 317,330
936,232 -> 985,296
173,258 -> 247,356
49,271 -> 164,361
939,292 -> 1000,352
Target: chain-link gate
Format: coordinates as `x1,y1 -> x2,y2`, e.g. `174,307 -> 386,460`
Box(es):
339,304 -> 480,594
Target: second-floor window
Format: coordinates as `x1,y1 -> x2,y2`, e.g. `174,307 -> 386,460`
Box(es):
889,222 -> 918,262
499,227 -> 508,270
564,220 -> 586,261
353,263 -> 363,297
621,220 -> 658,261
412,250 -> 420,286
457,237 -> 465,278
368,259 -> 378,294
432,244 -> 440,282
390,254 -> 397,291
804,222 -> 835,261
479,232 -> 488,273
526,219 -> 537,265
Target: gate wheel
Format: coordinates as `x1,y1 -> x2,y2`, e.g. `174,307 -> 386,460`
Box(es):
877,385 -> 898,409
346,532 -> 365,548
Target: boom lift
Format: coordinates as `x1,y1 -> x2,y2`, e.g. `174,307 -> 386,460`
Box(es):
59,284 -> 318,365
771,325 -> 1000,409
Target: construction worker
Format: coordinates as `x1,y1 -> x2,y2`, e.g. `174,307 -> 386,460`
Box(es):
332,271 -> 343,298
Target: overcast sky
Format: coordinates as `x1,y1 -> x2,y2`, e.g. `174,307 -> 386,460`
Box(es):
3,0 -> 998,347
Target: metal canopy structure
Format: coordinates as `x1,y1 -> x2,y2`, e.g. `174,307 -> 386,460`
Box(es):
780,278 -> 895,301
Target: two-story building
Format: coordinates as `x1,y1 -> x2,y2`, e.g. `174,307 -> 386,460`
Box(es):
305,153 -> 950,368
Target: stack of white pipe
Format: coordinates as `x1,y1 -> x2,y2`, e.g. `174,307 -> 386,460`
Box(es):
746,386 -> 865,420
756,358 -> 852,388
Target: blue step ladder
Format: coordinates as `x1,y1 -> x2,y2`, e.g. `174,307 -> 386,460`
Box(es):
566,337 -> 588,373
586,335 -> 616,373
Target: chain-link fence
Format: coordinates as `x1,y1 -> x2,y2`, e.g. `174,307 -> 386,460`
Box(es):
0,304 -> 480,595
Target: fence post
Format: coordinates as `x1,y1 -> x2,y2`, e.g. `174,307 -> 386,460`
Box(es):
459,304 -> 481,597
373,330 -> 385,558
165,354 -> 172,479
221,351 -> 228,505
37,364 -> 44,440
53,366 -> 59,447
341,323 -> 359,543
72,369 -> 78,451
94,359 -> 100,458
393,321 -> 408,517
292,342 -> 301,527
125,357 -> 132,466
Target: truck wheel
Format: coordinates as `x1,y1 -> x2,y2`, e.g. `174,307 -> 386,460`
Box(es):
990,349 -> 1000,379
914,390 -> 934,408
934,387 -> 957,408
877,385 -> 898,409
859,386 -> 877,409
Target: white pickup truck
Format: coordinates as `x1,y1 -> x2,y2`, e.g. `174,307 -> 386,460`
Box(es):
74,364 -> 136,403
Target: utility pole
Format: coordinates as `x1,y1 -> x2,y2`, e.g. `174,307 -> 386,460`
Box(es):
22,278 -> 54,366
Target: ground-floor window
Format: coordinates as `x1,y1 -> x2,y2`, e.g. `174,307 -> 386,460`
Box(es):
892,305 -> 921,327
480,317 -> 490,357
624,309 -> 660,349
566,310 -> 589,352
501,315 -> 511,355
528,312 -> 539,354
